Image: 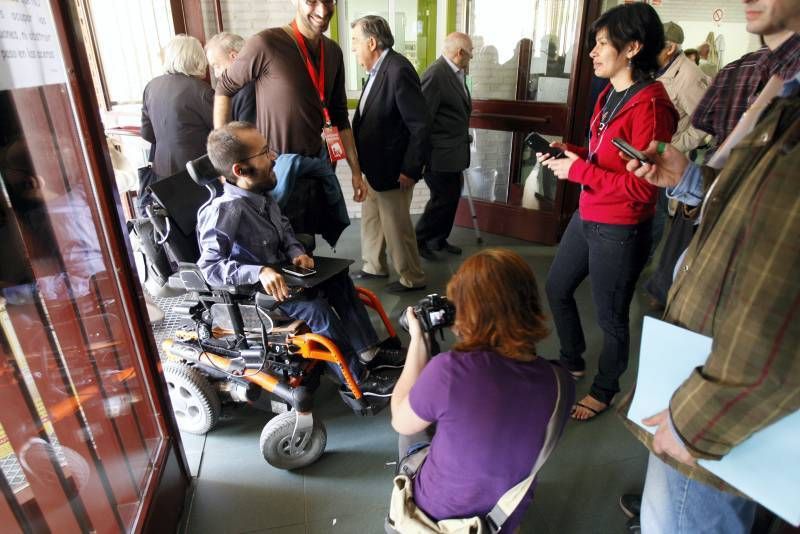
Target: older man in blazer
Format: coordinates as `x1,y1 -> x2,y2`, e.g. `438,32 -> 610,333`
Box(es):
351,15 -> 429,293
415,33 -> 473,260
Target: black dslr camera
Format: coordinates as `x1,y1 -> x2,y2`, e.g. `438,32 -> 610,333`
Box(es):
399,294 -> 455,333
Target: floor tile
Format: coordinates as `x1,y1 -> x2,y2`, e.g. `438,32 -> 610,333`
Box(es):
180,221 -> 656,534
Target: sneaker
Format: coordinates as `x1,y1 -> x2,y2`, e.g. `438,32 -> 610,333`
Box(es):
359,371 -> 397,397
619,494 -> 642,518
366,347 -> 406,371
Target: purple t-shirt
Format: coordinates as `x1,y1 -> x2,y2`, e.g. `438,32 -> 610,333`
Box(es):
409,350 -> 562,531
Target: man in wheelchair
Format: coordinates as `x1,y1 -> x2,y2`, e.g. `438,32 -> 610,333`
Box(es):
198,122 -> 403,397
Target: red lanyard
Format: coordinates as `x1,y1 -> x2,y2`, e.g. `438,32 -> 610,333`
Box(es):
290,21 -> 331,125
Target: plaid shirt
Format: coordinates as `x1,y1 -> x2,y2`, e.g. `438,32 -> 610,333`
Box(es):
622,90 -> 800,491
691,34 -> 800,142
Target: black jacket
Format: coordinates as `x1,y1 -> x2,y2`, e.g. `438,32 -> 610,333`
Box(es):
353,50 -> 430,191
422,56 -> 472,172
141,73 -> 214,177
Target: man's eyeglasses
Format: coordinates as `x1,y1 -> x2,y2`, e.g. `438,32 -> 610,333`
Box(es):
240,146 -> 278,163
305,0 -> 336,7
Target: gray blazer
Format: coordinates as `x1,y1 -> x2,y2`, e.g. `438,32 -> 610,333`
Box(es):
141,73 -> 214,177
421,56 -> 472,173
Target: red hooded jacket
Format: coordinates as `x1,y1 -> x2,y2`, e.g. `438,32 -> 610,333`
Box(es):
566,81 -> 678,225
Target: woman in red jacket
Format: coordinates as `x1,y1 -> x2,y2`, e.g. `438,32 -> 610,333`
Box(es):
540,3 -> 677,420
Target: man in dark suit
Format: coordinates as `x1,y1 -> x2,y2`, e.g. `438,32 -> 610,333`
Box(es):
351,16 -> 429,293
414,33 -> 474,260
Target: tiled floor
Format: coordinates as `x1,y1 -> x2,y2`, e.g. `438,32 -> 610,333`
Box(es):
175,218 -> 658,534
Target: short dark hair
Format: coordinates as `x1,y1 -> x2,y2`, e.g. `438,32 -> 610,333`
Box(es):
206,121 -> 256,184
351,15 -> 394,50
588,3 -> 664,82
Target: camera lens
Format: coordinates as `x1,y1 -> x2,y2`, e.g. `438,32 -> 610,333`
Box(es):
398,311 -> 409,332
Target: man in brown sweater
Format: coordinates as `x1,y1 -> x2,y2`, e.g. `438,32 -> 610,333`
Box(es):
212,0 -> 366,202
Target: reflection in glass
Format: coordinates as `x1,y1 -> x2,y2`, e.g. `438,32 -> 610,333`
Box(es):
466,0 -> 581,102
1,87 -> 163,530
464,128 -> 513,203
520,134 -> 559,210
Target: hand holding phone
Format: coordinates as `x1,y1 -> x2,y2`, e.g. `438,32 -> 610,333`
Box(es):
525,132 -> 565,159
612,137 -> 653,164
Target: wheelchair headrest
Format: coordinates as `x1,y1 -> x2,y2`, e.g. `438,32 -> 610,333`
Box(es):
186,155 -> 220,187
148,170 -> 211,237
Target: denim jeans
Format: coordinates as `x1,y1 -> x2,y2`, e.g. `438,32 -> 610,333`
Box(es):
279,271 -> 379,382
545,211 -> 651,404
641,454 -> 756,534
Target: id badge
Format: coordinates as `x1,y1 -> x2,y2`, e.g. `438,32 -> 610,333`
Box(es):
323,126 -> 346,162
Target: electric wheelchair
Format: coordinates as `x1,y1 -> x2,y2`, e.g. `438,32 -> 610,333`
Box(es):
133,156 -> 402,470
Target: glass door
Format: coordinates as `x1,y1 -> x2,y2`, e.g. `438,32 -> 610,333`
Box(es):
0,1 -> 188,531
456,0 -> 598,244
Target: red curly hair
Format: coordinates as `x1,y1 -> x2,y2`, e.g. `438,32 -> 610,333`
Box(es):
447,248 -> 549,361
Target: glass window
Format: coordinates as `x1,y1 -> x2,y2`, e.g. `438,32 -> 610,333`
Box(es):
338,0 -> 436,99
86,0 -> 175,105
464,128 -> 514,203
519,134 -> 560,210
466,0 -> 581,102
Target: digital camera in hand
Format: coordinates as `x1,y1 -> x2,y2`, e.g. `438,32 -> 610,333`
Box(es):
398,294 -> 456,333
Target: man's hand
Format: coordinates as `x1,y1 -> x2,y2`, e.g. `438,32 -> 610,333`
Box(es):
292,254 -> 315,269
540,150 -> 580,181
643,409 -> 697,467
398,173 -> 416,191
623,141 -> 689,189
352,172 -> 366,202
258,267 -> 290,301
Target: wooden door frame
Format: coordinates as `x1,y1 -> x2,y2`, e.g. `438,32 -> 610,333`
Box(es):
454,0 -> 604,245
51,1 -> 192,531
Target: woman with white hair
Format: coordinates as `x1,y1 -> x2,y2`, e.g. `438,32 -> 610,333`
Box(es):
141,34 -> 214,178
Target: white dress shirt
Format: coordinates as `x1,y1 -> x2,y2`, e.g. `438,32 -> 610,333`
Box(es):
359,48 -> 390,115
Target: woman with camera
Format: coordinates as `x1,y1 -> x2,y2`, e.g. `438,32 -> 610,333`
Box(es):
387,249 -> 574,533
538,3 -> 677,420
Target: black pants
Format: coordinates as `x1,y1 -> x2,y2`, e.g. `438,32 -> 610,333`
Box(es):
546,212 -> 652,405
415,170 -> 463,247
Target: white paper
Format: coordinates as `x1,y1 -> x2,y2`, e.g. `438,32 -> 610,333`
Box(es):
631,317 -> 800,526
628,317 -> 711,431
0,0 -> 66,90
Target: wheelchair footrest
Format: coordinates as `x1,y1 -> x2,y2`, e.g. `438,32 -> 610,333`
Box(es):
338,388 -> 390,416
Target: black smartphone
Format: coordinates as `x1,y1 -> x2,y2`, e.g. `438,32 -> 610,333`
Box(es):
282,265 -> 317,277
524,132 -> 565,159
612,137 -> 652,164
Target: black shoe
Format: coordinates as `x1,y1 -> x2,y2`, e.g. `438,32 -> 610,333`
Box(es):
619,494 -> 642,518
386,281 -> 427,293
418,243 -> 437,261
359,371 -> 397,397
626,515 -> 641,532
440,242 -> 462,255
352,269 -> 389,280
364,347 -> 406,370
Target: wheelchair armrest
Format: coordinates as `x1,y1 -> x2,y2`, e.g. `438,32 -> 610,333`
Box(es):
255,292 -> 278,309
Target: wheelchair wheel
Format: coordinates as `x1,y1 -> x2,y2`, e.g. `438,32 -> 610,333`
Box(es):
260,411 -> 326,470
163,361 -> 221,434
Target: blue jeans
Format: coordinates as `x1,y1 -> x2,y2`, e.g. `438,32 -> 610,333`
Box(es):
279,271 -> 379,382
545,212 -> 651,404
641,454 -> 756,534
